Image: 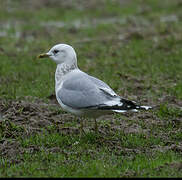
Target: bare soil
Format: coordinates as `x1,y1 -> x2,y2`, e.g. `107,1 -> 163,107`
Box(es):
1,94 -> 182,164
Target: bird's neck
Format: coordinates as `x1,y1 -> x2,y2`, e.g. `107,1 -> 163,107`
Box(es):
55,62 -> 78,90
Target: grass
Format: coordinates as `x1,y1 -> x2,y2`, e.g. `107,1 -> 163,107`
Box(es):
1,0 -> 182,177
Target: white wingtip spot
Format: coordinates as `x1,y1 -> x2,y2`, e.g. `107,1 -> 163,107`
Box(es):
140,106 -> 152,110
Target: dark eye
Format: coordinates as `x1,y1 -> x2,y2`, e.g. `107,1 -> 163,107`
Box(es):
53,49 -> 59,54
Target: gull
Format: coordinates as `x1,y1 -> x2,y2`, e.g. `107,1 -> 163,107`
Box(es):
38,44 -> 152,132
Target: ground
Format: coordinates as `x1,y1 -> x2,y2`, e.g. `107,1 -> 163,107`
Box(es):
1,0 -> 182,177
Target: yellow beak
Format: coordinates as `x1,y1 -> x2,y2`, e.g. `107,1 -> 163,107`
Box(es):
37,53 -> 50,58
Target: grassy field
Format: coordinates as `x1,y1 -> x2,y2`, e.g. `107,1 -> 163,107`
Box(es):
1,0 -> 182,177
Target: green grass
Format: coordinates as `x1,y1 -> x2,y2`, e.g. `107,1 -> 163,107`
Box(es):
1,0 -> 182,177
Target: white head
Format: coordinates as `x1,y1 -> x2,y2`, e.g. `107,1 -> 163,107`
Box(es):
38,44 -> 77,65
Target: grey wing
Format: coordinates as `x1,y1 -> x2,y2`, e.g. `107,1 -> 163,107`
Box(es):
87,74 -> 112,90
87,75 -> 117,96
57,72 -> 116,109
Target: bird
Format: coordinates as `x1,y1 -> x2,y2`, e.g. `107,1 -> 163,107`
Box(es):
38,43 -> 152,133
